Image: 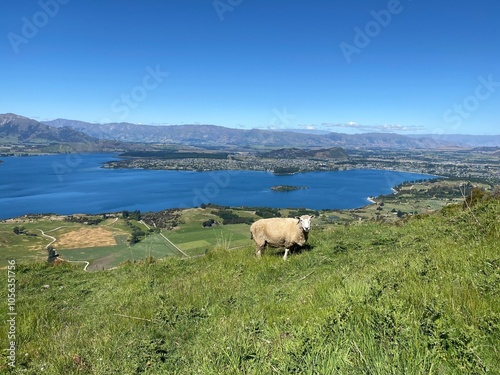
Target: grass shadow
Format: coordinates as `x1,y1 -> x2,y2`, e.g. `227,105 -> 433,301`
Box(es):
276,243 -> 314,258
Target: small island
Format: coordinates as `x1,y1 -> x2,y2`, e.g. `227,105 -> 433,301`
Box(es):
271,185 -> 309,192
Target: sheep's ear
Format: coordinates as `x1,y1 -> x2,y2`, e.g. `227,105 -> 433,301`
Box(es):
295,216 -> 301,222
310,215 -> 315,219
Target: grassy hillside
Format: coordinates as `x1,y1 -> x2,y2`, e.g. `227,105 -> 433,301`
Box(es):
1,196 -> 499,374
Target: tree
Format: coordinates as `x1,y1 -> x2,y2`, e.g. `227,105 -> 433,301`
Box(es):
13,226 -> 25,235
463,187 -> 486,208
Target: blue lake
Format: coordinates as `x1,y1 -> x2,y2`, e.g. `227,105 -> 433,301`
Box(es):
0,153 -> 437,219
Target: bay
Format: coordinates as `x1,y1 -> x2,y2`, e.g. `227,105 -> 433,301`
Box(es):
0,153 -> 437,219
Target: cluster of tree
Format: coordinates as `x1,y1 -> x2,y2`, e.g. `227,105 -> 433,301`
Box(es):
64,215 -> 104,225
287,209 -> 319,218
200,203 -> 226,209
255,208 -> 281,218
13,226 -> 26,235
12,226 -> 37,236
390,208 -> 407,218
211,210 -> 254,225
124,220 -> 146,245
122,210 -> 142,221
202,219 -> 218,227
141,209 -> 180,229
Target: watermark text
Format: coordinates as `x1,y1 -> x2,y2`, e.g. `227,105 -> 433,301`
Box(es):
6,260 -> 17,368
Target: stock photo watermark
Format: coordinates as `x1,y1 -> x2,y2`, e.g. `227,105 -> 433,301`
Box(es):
442,74 -> 500,130
339,0 -> 408,64
51,153 -> 83,182
191,171 -> 236,207
6,260 -> 17,368
269,107 -> 297,129
213,0 -> 243,21
51,64 -> 168,182
111,64 -> 169,120
7,0 -> 70,54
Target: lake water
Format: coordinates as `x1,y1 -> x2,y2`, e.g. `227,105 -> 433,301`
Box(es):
0,153 -> 437,219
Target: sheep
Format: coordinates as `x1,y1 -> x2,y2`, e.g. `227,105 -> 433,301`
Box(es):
250,215 -> 314,260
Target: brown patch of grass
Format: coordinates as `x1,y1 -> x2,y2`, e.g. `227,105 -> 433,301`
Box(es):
57,227 -> 117,249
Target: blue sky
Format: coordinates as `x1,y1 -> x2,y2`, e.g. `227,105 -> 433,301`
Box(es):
1,0 -> 499,134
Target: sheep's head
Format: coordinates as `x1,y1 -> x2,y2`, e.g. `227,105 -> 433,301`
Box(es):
296,215 -> 314,232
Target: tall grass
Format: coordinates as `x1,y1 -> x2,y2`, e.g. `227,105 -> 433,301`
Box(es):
1,197 -> 499,374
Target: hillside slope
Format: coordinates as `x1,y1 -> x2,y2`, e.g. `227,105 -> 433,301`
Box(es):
0,113 -> 139,153
0,113 -> 96,144
2,196 -> 499,374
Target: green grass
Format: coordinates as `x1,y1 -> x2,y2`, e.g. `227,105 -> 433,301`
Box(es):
168,210 -> 252,256
1,195 -> 499,374
170,224 -> 250,252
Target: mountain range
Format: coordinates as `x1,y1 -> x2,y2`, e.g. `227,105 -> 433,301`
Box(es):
0,113 -> 131,152
42,117 -> 462,149
1,113 -> 499,149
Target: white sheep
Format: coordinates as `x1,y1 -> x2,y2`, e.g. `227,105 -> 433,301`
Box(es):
250,215 -> 314,260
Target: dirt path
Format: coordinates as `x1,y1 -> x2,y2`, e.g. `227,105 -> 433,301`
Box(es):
103,217 -> 119,226
159,232 -> 189,258
36,229 -> 57,249
138,220 -> 150,230
66,260 -> 90,271
36,228 -> 91,271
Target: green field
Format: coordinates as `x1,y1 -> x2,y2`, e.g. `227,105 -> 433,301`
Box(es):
0,211 -> 256,270
56,231 -> 185,270
169,223 -> 251,256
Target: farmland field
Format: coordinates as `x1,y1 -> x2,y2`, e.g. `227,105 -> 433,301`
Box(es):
1,211 -> 256,269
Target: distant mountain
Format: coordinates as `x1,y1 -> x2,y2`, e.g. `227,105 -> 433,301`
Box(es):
0,113 -> 97,144
273,128 -> 332,135
43,118 -> 458,149
406,134 -> 500,148
0,113 -> 132,152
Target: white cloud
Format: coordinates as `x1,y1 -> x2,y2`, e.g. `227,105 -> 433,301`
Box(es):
320,122 -> 425,132
303,125 -> 316,130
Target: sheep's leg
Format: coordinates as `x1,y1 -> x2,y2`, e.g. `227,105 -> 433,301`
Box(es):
283,247 -> 289,260
256,243 -> 265,258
